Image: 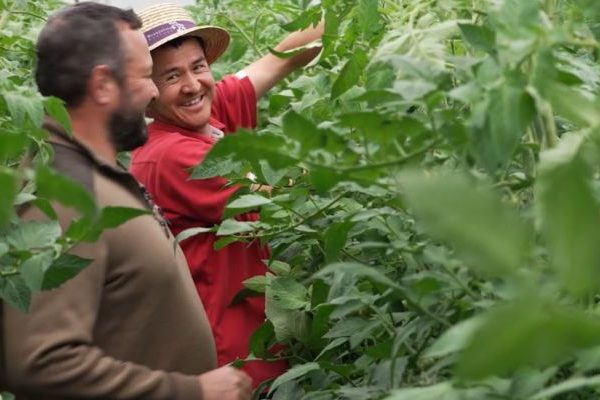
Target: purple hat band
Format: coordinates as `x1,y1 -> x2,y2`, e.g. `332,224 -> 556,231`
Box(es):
144,20 -> 197,48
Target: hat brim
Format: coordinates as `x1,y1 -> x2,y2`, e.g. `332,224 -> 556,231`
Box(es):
148,25 -> 230,65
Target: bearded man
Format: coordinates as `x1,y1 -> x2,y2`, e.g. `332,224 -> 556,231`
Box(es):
1,3 -> 252,399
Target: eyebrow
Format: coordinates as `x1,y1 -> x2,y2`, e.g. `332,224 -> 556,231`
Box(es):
158,66 -> 180,78
157,56 -> 207,79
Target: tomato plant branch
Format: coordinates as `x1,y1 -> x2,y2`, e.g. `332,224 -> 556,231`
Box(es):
218,12 -> 262,57
263,192 -> 347,237
339,139 -> 442,173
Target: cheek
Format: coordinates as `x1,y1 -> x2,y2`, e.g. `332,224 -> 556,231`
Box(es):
155,88 -> 178,111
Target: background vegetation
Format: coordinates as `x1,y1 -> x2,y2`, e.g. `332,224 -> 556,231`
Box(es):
4,0 -> 600,399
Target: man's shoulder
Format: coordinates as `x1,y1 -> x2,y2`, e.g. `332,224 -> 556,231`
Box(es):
215,73 -> 254,98
50,140 -> 96,193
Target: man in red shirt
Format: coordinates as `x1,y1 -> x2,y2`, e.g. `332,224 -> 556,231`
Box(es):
130,3 -> 323,387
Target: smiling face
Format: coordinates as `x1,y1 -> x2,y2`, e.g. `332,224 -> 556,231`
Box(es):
148,37 -> 215,134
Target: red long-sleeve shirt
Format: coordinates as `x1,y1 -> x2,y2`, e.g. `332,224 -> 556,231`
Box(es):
130,75 -> 286,386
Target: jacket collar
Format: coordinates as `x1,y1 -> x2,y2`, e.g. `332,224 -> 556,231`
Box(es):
43,117 -> 130,177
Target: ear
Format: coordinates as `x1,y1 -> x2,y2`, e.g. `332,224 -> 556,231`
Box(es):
87,65 -> 119,106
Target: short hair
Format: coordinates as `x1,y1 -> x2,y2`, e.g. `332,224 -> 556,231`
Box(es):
157,35 -> 205,52
35,2 -> 142,107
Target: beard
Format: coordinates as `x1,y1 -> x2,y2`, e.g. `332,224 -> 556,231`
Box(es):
108,98 -> 149,152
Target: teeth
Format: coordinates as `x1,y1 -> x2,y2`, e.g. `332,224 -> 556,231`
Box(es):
183,95 -> 204,107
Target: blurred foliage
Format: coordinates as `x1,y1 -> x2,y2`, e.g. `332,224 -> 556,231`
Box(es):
185,0 -> 600,399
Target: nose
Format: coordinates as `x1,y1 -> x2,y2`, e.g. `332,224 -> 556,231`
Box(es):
150,80 -> 159,100
181,71 -> 201,93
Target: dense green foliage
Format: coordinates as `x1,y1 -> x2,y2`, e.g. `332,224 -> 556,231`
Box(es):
4,0 -> 600,399
192,0 -> 600,398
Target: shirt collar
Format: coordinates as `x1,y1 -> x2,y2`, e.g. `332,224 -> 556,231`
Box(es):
149,117 -> 226,143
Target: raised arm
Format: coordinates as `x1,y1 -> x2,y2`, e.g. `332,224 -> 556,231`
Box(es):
240,21 -> 324,99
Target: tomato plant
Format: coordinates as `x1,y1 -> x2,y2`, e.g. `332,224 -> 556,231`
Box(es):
192,0 -> 600,398
4,0 -> 600,399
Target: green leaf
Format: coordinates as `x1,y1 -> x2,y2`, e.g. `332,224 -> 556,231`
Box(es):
282,110 -> 323,156
423,316 -> 486,359
458,23 -> 496,54
269,362 -> 320,395
42,253 -> 92,290
393,80 -> 437,102
324,317 -> 368,338
0,275 -> 32,312
0,169 -> 17,227
471,80 -> 535,171
5,220 -> 61,250
44,96 -> 72,135
36,165 -> 97,218
399,170 -> 532,275
545,83 -> 600,127
357,0 -> 383,40
3,92 -> 44,127
266,294 -> 309,342
214,235 -> 241,250
323,221 -> 352,263
226,194 -> 272,210
20,251 -> 53,292
309,166 -> 343,193
96,206 -> 150,230
384,382 -> 455,400
202,130 -> 296,170
243,275 -> 268,293
190,157 -> 242,179
268,41 -> 322,59
0,133 -> 29,161
0,243 -> 8,259
268,277 -> 308,310
536,134 -> 600,296
216,219 -> 258,236
315,262 -> 403,294
457,301 -> 600,380
249,321 -> 275,359
331,49 -> 368,100
175,226 -> 213,250
268,260 -> 291,276
531,375 -> 600,400
0,391 -> 16,400
259,160 -> 288,187
281,8 -> 321,31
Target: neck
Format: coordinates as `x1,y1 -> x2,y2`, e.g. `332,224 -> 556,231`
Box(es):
68,107 -> 118,165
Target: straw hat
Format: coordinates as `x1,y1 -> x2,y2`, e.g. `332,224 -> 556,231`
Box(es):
137,3 -> 230,64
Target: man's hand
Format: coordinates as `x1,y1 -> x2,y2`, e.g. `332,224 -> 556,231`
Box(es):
198,366 -> 253,400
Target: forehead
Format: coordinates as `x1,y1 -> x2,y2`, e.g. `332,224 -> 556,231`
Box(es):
119,27 -> 153,68
151,37 -> 206,71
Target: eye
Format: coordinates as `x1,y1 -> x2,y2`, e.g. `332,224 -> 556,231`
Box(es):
165,72 -> 179,82
193,63 -> 207,73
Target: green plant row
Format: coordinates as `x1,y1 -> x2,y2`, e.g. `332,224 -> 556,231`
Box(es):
4,0 -> 600,399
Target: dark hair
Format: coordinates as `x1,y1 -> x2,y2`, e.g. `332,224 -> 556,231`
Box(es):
35,2 -> 142,107
159,35 -> 205,52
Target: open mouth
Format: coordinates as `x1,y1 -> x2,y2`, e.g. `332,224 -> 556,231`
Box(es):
182,94 -> 205,107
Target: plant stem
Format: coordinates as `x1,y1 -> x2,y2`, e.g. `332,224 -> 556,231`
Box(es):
338,139 -> 441,173
218,12 -> 262,57
263,192 -> 347,237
